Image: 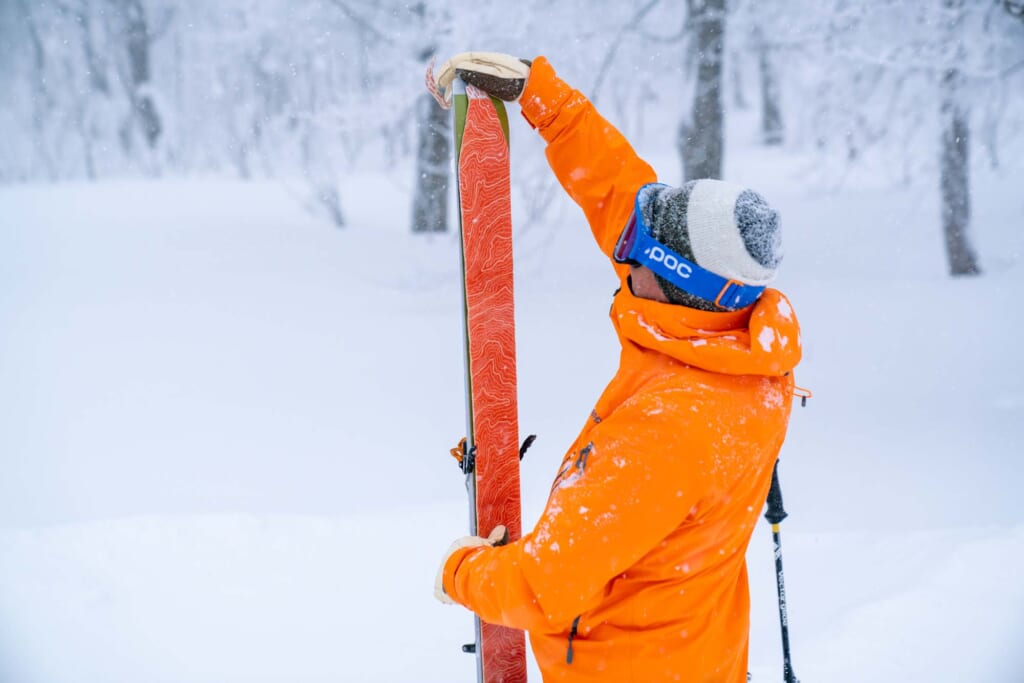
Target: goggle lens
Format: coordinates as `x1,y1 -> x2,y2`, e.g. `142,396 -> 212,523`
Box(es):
614,212 -> 639,264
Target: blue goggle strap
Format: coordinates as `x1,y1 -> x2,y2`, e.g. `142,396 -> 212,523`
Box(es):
614,186 -> 765,310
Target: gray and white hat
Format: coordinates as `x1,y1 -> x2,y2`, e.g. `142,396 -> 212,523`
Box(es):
638,180 -> 782,310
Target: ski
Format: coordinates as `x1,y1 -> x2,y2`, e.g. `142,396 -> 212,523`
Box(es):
451,78 -> 528,683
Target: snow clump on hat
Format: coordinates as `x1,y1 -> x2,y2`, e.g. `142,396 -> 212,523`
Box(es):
637,180 -> 782,311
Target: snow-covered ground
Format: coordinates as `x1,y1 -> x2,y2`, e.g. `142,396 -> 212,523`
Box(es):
1,132 -> 1023,681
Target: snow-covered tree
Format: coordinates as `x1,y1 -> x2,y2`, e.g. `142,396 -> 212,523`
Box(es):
679,0 -> 727,181
939,0 -> 979,276
1,0 -> 1021,257
409,3 -> 452,233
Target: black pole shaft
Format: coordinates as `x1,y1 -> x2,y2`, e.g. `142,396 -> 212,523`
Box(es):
771,526 -> 797,683
765,461 -> 798,683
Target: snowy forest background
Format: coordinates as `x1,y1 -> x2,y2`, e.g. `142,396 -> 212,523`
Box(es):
2,1 -> 1024,682
3,0 -> 1023,272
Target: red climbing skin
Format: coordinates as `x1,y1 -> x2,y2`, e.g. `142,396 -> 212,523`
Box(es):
458,85 -> 527,683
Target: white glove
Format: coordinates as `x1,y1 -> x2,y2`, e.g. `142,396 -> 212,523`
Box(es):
428,52 -> 531,108
434,525 -> 508,605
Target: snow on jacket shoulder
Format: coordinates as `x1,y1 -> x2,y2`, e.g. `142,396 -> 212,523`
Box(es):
443,56 -> 803,683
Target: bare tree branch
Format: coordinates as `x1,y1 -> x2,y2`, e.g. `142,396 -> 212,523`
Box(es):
150,6 -> 177,43
591,0 -> 664,103
327,0 -> 395,45
637,25 -> 688,44
1004,58 -> 1024,77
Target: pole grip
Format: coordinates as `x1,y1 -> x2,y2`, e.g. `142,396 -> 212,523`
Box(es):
764,460 -> 788,525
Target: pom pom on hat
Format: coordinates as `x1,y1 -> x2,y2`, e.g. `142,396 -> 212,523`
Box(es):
638,180 -> 782,310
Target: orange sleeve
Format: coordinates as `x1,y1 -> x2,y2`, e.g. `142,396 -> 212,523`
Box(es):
518,56 -> 657,268
443,398 -> 710,630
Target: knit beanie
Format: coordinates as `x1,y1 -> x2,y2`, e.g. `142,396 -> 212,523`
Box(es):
637,180 -> 782,311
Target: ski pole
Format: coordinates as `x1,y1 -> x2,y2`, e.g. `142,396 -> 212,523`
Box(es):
764,460 -> 798,683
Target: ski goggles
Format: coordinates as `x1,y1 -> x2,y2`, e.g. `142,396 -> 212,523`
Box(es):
613,183 -> 765,310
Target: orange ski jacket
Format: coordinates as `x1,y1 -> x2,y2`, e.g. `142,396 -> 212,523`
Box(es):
442,56 -> 803,682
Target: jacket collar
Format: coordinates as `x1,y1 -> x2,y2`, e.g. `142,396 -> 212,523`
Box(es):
610,284 -> 802,377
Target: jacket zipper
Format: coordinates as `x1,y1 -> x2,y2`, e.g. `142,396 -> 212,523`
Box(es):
566,615 -> 581,664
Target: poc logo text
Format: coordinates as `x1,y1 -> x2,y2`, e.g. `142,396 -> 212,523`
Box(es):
645,246 -> 692,279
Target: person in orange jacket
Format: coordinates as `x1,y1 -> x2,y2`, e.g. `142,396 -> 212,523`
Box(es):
432,53 -> 803,682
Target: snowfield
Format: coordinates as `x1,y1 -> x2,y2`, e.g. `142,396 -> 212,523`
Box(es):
1,141 -> 1022,681
1,513 -> 1021,682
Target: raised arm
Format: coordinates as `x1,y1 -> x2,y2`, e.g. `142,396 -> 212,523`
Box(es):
432,53 -> 656,265
518,57 -> 657,262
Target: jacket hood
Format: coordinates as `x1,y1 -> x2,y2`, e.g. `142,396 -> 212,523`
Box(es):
611,285 -> 802,377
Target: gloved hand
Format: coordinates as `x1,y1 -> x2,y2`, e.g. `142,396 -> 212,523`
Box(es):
434,525 -> 509,605
433,52 -> 532,106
